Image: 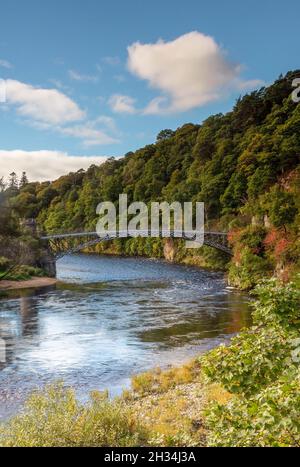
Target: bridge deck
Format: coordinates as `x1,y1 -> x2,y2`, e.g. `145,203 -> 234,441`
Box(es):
41,230 -> 228,240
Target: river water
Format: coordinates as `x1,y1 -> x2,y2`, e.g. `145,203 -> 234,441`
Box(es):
0,254 -> 251,420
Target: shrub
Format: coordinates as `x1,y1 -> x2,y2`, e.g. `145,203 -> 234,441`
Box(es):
205,370 -> 300,447
252,279 -> 300,328
0,384 -> 148,447
6,265 -> 45,281
202,279 -> 300,447
202,324 -> 297,396
0,257 -> 11,271
228,247 -> 272,289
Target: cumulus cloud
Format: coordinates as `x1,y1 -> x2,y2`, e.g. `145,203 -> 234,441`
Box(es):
4,79 -> 85,124
0,59 -> 13,69
2,79 -> 119,147
0,150 -> 110,182
109,94 -> 137,114
127,31 -> 263,114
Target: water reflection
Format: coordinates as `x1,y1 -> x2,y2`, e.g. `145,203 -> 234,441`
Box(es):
0,287 -> 56,371
0,254 -> 251,420
20,295 -> 39,337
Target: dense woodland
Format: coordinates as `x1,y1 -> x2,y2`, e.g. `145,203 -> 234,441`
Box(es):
1,70 -> 300,287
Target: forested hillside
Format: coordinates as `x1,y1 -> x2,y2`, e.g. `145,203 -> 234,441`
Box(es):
8,70 -> 300,288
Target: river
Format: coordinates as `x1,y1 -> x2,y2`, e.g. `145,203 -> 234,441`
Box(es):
0,254 -> 251,421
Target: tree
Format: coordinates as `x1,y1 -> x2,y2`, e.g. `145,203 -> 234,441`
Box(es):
0,177 -> 6,192
0,237 -> 33,280
156,129 -> 175,142
8,172 -> 18,190
20,171 -> 29,188
267,188 -> 297,230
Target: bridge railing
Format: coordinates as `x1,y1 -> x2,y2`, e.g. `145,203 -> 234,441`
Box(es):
40,229 -> 228,241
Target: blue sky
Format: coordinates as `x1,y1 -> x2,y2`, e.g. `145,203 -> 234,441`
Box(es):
0,0 -> 299,180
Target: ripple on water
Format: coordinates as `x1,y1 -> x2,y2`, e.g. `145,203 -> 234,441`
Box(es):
0,254 -> 251,420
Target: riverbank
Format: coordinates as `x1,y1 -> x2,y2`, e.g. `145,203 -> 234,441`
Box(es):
123,359 -> 231,446
0,277 -> 57,291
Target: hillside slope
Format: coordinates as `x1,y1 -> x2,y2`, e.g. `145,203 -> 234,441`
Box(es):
10,70 -> 300,288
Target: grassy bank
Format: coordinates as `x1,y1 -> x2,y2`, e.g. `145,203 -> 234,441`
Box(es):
0,278 -> 299,447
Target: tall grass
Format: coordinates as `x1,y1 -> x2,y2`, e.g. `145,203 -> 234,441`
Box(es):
0,383 -> 148,447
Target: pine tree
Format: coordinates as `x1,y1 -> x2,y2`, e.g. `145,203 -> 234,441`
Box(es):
20,171 -> 29,188
0,177 -> 6,192
8,172 -> 18,189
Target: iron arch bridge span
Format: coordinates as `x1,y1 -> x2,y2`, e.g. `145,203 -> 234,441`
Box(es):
40,230 -> 232,260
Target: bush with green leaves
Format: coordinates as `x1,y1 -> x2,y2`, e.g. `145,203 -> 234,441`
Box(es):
205,369 -> 300,447
252,279 -> 300,328
202,279 -> 300,446
202,324 -> 297,396
228,247 -> 272,290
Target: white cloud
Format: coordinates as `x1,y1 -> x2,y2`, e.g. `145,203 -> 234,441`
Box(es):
127,31 -> 263,114
0,59 -> 13,69
5,79 -> 85,124
2,79 -> 119,147
27,117 -> 119,147
0,150 -> 110,182
68,69 -> 99,83
95,115 -> 118,133
109,94 -> 137,114
59,121 -> 119,147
